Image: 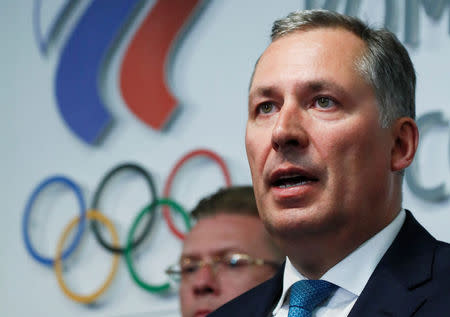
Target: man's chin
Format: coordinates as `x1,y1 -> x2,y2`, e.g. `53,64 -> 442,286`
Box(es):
262,209 -> 333,239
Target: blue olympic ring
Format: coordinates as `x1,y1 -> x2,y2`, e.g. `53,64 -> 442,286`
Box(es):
22,175 -> 86,266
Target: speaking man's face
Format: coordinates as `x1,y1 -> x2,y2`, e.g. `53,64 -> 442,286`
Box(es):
246,27 -> 396,241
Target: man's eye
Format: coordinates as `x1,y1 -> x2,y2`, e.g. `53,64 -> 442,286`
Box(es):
258,103 -> 275,114
314,97 -> 335,109
224,256 -> 250,269
227,259 -> 246,268
181,265 -> 198,275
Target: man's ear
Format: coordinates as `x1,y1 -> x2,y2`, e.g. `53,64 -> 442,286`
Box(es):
391,117 -> 419,171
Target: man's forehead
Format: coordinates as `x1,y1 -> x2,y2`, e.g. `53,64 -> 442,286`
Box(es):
249,28 -> 366,102
249,27 -> 366,91
181,214 -> 266,256
263,26 -> 365,59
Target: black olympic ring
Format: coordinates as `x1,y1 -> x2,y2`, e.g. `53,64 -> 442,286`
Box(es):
90,163 -> 157,254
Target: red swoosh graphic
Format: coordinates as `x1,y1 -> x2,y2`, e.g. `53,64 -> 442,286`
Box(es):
120,0 -> 201,130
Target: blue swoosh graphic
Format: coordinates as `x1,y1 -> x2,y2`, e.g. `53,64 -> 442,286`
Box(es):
55,0 -> 140,144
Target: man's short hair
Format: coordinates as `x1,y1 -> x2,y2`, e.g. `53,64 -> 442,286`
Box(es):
191,186 -> 258,220
255,9 -> 416,127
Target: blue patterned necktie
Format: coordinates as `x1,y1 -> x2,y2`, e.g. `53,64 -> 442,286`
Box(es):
287,280 -> 337,317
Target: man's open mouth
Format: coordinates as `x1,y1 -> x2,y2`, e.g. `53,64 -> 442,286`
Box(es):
270,169 -> 319,189
272,174 -> 317,188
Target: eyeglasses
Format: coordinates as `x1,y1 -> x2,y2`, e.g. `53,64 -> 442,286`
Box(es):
165,253 -> 280,282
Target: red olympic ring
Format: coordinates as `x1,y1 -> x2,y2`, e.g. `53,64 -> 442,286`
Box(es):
162,149 -> 232,240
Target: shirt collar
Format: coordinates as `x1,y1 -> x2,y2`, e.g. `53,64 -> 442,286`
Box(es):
272,209 -> 406,315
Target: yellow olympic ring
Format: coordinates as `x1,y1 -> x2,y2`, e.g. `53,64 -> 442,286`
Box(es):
53,210 -> 120,303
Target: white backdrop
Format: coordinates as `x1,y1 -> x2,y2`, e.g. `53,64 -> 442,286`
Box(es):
1,1 -> 449,316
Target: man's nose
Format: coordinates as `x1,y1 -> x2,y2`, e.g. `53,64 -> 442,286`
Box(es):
192,265 -> 219,296
271,100 -> 309,151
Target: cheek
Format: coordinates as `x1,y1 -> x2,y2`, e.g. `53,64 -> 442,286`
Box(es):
246,126 -> 271,174
314,126 -> 371,195
245,134 -> 269,212
317,121 -> 376,165
179,283 -> 190,302
179,285 -> 192,314
320,124 -> 391,198
245,138 -> 257,169
245,137 -> 261,182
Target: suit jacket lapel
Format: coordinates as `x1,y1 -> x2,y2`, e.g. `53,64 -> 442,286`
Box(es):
250,262 -> 284,316
210,262 -> 285,317
348,210 -> 436,316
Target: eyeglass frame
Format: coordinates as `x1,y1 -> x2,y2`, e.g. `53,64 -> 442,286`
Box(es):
165,252 -> 281,283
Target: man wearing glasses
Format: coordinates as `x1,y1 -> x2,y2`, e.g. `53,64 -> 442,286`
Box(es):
166,186 -> 283,317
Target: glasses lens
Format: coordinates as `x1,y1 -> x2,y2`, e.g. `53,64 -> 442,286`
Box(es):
180,261 -> 200,276
224,253 -> 252,268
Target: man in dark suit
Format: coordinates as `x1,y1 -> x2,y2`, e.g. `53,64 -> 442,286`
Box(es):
209,9 -> 450,317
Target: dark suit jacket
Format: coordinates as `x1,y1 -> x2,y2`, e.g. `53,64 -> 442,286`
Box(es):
209,210 -> 450,316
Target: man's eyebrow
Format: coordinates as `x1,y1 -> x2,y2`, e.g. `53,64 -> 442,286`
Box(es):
249,81 -> 347,100
249,86 -> 277,101
306,80 -> 347,95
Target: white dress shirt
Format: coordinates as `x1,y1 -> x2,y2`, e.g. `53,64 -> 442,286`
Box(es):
272,209 -> 406,317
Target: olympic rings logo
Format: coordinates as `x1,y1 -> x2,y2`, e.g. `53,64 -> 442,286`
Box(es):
22,149 -> 232,303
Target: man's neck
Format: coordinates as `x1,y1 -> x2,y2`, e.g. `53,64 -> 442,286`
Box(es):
279,209 -> 402,279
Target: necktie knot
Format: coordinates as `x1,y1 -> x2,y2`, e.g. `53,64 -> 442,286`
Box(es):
288,280 -> 337,316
